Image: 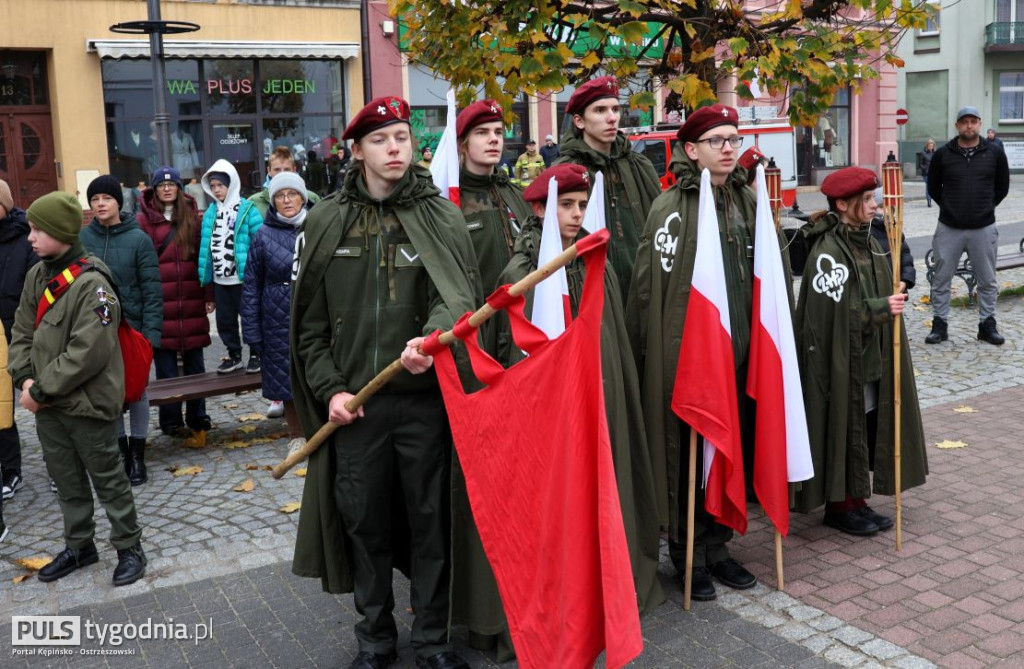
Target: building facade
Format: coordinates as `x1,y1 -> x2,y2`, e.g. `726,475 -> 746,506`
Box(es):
897,0 -> 1024,173
373,0 -> 900,186
0,0 -> 363,207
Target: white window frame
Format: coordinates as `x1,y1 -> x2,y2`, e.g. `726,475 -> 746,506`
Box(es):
918,2 -> 941,36
999,72 -> 1024,124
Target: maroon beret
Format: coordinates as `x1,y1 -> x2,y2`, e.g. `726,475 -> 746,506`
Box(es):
342,96 -> 411,141
820,167 -> 878,200
738,146 -> 766,172
565,76 -> 619,116
677,104 -> 739,142
456,99 -> 504,138
522,164 -> 591,203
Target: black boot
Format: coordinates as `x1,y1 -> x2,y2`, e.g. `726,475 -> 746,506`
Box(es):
38,543 -> 99,582
978,316 -> 1005,346
113,543 -> 147,586
925,316 -> 948,344
118,436 -> 130,477
127,438 -> 147,486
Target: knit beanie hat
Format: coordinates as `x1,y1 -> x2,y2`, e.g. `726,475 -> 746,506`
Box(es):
0,179 -> 13,213
269,171 -> 308,204
151,166 -> 182,189
86,174 -> 124,209
207,171 -> 231,187
27,192 -> 83,244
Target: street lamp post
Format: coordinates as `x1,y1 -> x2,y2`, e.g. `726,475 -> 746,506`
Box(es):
110,1 -> 199,170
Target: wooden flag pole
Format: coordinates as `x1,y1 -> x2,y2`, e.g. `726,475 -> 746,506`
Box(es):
764,160 -> 786,588
683,428 -> 698,611
775,531 -> 784,590
882,157 -> 904,551
272,241 -> 584,479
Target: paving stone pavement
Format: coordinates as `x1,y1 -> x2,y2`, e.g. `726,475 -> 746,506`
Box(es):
2,176 -> 1024,666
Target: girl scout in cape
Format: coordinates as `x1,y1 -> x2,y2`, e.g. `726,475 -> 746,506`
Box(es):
793,167 -> 928,536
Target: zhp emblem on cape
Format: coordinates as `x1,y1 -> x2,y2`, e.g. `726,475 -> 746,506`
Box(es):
655,212 -> 679,273
812,253 -> 850,303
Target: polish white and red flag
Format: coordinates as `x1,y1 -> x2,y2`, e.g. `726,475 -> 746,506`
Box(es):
530,176 -> 572,338
430,88 -> 460,206
671,169 -> 748,533
746,164 -> 814,536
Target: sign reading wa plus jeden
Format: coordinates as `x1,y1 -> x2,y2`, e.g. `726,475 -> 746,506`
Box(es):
12,616 -> 82,645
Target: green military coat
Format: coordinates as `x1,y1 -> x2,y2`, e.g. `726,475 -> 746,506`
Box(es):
554,132 -> 661,304
793,212 -> 927,512
626,146 -> 761,539
289,165 -> 482,595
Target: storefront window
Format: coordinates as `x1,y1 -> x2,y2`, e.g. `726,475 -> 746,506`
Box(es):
102,58 -> 345,195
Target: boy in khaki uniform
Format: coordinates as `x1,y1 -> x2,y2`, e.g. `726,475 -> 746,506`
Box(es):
8,192 -> 145,585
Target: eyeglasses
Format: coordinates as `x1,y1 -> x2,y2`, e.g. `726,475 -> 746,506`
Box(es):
693,136 -> 744,150
273,190 -> 302,202
156,182 -> 178,190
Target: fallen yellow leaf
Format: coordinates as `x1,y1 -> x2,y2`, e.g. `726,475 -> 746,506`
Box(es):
953,406 -> 978,414
222,402 -> 239,409
935,440 -> 967,450
233,478 -> 255,493
223,440 -> 252,449
280,502 -> 302,514
181,430 -> 207,448
16,557 -> 51,571
294,468 -> 307,478
172,465 -> 203,477
919,295 -> 930,304
1003,281 -> 1014,288
238,413 -> 265,422
12,574 -> 32,584
238,426 -> 257,434
924,320 -> 933,329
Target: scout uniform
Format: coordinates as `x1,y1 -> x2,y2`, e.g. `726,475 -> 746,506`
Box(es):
8,192 -> 145,586
500,164 -> 665,615
555,75 -> 662,304
289,97 -> 481,669
627,105 -> 759,601
794,167 -> 928,534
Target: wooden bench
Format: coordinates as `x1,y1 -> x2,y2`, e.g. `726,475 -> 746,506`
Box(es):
147,370 -> 262,406
925,238 -> 1024,306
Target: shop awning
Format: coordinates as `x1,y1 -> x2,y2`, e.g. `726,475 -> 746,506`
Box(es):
86,40 -> 359,60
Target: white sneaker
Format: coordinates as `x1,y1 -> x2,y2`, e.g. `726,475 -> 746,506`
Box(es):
267,401 -> 285,418
287,438 -> 307,458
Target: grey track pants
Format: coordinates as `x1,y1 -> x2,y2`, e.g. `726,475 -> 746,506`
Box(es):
930,221 -> 999,320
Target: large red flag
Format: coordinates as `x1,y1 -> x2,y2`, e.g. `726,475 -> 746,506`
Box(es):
671,169 -> 747,534
422,230 -> 642,669
747,165 -> 814,536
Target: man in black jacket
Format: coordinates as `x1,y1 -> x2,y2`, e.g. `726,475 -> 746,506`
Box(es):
926,106 -> 1010,346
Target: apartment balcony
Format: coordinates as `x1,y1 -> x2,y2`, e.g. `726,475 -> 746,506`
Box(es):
985,22 -> 1024,52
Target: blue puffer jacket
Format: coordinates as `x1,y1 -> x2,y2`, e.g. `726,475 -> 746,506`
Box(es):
241,208 -> 299,401
198,159 -> 264,285
80,211 -> 164,346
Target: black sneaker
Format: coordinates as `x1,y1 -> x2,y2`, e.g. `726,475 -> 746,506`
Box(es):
415,652 -> 469,669
38,543 -> 99,583
2,472 -> 23,500
350,651 -> 398,669
688,566 -> 717,601
245,353 -> 261,374
824,510 -> 879,536
856,506 -> 894,531
217,355 -> 243,374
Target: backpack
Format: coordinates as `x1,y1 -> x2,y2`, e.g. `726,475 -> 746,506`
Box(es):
34,258 -> 153,403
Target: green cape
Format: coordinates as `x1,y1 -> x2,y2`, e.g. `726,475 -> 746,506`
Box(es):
499,217 -> 665,614
289,165 -> 482,594
554,131 -> 661,302
625,146 -> 761,538
793,213 -> 927,512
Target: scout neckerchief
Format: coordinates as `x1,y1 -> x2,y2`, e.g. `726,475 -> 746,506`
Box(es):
35,259 -> 91,328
